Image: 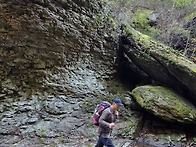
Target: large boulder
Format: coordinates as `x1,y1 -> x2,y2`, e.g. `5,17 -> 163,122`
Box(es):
121,27 -> 196,103
132,85 -> 196,124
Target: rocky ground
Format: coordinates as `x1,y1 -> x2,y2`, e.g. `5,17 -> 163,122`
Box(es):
1,102 -> 196,147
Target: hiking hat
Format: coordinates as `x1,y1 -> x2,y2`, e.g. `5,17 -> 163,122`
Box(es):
113,98 -> 123,106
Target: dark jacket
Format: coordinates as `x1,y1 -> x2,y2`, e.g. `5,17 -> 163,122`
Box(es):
98,107 -> 117,138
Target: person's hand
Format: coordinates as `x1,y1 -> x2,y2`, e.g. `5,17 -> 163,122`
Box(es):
109,123 -> 115,129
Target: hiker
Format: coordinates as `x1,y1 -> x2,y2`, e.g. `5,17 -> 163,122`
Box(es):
95,98 -> 123,147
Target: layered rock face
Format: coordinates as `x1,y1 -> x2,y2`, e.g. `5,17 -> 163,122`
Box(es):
0,0 -> 118,140
0,0 -> 116,96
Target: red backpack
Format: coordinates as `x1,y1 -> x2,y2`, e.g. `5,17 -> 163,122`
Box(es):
93,101 -> 111,126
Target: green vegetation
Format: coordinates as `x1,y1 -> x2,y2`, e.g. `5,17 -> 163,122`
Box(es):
185,11 -> 196,21
103,0 -> 196,60
131,9 -> 159,38
124,27 -> 178,54
174,0 -> 196,8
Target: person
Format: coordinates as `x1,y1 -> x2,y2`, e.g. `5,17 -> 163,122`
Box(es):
95,98 -> 123,147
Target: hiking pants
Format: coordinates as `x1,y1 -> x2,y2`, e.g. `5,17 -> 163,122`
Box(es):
95,135 -> 114,147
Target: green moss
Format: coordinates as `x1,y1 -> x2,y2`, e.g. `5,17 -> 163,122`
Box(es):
132,85 -> 196,123
131,9 -> 159,38
124,27 -> 196,74
132,9 -> 154,27
124,27 -> 158,51
152,48 -> 196,73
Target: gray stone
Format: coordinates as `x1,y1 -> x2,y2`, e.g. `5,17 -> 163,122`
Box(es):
77,124 -> 95,137
14,113 -> 29,125
18,106 -> 34,112
20,125 -> 35,135
54,117 -> 85,136
113,114 -> 143,139
32,120 -> 60,138
0,118 -> 18,135
149,12 -> 160,22
0,94 -> 6,98
44,99 -> 73,115
71,111 -> 83,119
135,133 -> 187,147
27,117 -> 39,124
0,135 -> 22,146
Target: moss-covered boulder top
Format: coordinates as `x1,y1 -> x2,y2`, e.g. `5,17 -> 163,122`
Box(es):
121,28 -> 196,101
132,85 -> 196,124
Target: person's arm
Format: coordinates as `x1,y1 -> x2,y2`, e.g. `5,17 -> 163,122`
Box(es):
99,109 -> 110,128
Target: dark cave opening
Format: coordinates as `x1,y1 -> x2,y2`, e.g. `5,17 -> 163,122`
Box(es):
115,35 -> 153,90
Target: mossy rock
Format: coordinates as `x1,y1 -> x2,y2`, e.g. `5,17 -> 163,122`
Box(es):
121,28 -> 182,88
132,85 -> 196,124
122,27 -> 196,98
150,45 -> 196,97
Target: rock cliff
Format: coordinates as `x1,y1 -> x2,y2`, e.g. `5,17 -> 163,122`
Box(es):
0,0 -> 122,145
